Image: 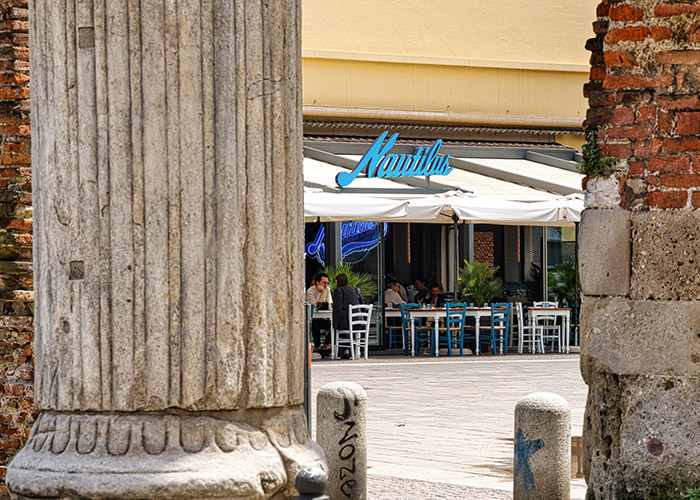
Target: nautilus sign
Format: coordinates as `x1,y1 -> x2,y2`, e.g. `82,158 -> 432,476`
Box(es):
336,131 -> 453,187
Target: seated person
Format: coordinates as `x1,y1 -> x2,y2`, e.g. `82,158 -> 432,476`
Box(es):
333,273 -> 359,359
305,273 -> 332,357
422,282 -> 446,308
414,278 -> 429,304
384,277 -> 406,308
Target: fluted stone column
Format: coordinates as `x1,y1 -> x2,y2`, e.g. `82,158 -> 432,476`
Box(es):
7,1 -> 325,498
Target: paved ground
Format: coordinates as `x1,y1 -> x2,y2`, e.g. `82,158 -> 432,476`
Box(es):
310,353 -> 588,499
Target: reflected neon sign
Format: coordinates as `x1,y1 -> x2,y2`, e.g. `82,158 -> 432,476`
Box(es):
336,131 -> 453,187
305,222 -> 388,265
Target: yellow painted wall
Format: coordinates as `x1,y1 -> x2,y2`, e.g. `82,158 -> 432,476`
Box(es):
303,0 -> 598,66
303,59 -> 590,120
302,0 -> 598,125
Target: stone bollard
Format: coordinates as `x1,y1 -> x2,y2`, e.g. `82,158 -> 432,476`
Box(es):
295,467 -> 330,500
317,382 -> 367,500
514,392 -> 571,500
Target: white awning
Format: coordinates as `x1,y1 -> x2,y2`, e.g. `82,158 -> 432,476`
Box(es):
397,191 -> 575,226
304,189 -> 410,222
303,146 -> 584,226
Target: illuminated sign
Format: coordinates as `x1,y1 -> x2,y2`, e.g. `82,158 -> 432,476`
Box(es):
336,131 -> 453,187
306,222 -> 388,265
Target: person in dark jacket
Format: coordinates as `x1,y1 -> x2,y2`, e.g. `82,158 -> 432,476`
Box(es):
422,282 -> 446,308
332,273 -> 360,359
414,278 -> 429,303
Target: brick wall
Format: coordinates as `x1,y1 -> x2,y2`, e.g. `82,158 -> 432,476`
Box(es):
473,231 -> 494,265
0,1 -> 32,497
585,0 -> 700,209
582,2 -> 700,497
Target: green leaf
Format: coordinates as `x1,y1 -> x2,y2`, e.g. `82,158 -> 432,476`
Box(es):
457,260 -> 505,307
577,129 -> 617,178
323,262 -> 377,299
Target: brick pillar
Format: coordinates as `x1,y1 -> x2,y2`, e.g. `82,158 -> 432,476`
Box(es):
0,1 -> 31,498
581,1 -> 700,498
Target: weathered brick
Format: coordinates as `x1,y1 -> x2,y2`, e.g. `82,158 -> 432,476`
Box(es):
633,138 -> 661,160
648,155 -> 691,173
659,173 -> 700,188
628,160 -> 646,175
589,91 -> 615,107
647,190 -> 688,208
10,8 -> 28,21
605,27 -> 650,43
636,105 -> 657,123
662,137 -> 700,154
585,36 -> 603,52
590,66 -> 606,82
0,21 -> 27,32
593,19 -> 610,36
0,439 -> 19,451
2,383 -> 23,397
657,50 -> 700,65
650,26 -> 674,40
603,73 -> 674,90
606,125 -> 654,139
676,112 -> 700,135
655,2 -> 700,17
658,94 -> 699,110
609,4 -> 645,23
611,107 -> 635,125
605,50 -> 636,67
601,142 -> 633,159
658,109 -> 674,134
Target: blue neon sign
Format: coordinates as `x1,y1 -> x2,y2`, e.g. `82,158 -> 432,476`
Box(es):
336,131 -> 453,187
306,222 -> 388,265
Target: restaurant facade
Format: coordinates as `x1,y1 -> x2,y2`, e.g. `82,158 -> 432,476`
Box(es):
300,0 -> 596,347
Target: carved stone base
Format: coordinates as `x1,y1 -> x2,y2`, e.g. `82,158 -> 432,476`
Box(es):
8,407 -> 325,500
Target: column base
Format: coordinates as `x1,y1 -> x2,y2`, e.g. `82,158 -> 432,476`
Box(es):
8,407 -> 325,500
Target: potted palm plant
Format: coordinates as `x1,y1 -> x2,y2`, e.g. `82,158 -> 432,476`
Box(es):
323,262 -> 377,302
458,260 -> 505,307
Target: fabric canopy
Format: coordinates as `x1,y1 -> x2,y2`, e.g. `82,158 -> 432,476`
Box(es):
303,190 -> 410,222
396,191 -> 582,226
303,189 -> 583,226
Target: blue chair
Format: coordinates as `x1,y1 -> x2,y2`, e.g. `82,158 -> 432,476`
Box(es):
438,303 -> 467,356
482,303 -> 512,355
399,303 -> 432,356
386,310 -> 405,351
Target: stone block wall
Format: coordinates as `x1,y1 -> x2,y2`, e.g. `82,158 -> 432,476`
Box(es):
582,1 -> 700,498
0,1 -> 31,497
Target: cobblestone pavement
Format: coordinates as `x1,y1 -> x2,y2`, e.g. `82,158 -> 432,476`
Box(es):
310,353 -> 588,499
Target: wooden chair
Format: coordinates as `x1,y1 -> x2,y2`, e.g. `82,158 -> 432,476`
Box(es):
437,303 -> 467,356
515,302 -> 544,354
333,304 -> 373,360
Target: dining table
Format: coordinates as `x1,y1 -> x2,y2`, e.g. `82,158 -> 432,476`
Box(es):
385,306 -> 493,356
527,307 -> 571,353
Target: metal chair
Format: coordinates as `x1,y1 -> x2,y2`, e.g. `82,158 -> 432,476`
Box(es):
333,304 -> 374,360
437,303 -> 467,356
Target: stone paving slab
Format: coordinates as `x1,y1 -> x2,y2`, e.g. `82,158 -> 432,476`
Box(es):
368,474 -> 511,500
310,354 -> 588,499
